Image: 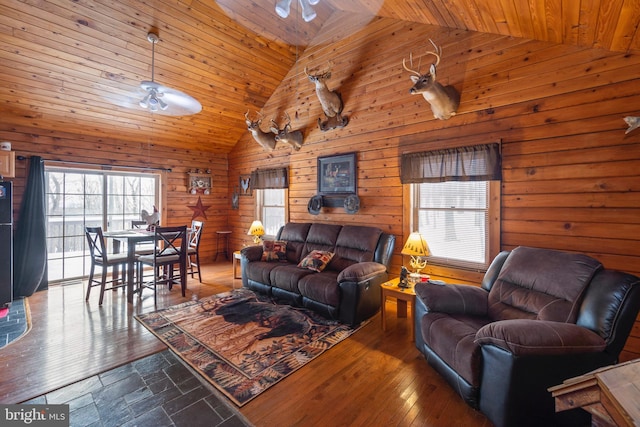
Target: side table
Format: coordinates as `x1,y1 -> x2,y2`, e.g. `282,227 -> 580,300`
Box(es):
381,277 -> 416,341
232,250 -> 242,282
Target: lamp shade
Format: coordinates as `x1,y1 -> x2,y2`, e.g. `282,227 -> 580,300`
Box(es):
248,220 -> 265,237
401,232 -> 431,257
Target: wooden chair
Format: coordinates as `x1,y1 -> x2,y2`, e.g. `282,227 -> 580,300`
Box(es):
137,226 -> 187,304
85,226 -> 129,305
131,220 -> 155,255
187,220 -> 204,282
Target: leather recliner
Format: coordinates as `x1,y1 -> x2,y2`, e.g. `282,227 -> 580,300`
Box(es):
414,246 -> 640,427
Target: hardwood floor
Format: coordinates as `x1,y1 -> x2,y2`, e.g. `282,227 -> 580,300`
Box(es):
0,262 -> 491,426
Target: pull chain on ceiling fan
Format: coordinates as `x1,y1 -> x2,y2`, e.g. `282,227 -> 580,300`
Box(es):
139,32 -> 202,116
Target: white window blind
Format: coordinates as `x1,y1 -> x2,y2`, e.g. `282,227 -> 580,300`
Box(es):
257,188 -> 286,237
415,181 -> 489,269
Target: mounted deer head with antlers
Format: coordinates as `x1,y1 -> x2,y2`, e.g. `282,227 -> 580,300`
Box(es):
403,39 -> 460,120
305,66 -> 348,131
270,113 -> 304,151
245,111 -> 276,151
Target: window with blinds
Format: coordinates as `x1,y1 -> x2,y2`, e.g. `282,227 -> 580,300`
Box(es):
413,180 -> 490,269
256,188 -> 287,237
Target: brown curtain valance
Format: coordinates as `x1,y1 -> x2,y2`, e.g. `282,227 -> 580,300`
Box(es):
400,143 -> 501,183
250,167 -> 288,189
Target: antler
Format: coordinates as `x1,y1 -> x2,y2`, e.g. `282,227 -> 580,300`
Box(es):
402,53 -> 421,76
304,66 -> 331,79
425,39 -> 441,67
283,112 -> 291,131
245,110 -> 265,124
403,39 -> 442,75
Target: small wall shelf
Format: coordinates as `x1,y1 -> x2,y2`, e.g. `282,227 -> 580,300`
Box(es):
188,173 -> 211,194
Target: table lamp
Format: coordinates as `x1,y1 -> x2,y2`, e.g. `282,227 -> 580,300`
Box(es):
248,220 -> 265,244
401,232 -> 431,274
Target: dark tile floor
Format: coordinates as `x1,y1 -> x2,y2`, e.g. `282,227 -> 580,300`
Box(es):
0,298 -> 28,349
24,350 -> 253,427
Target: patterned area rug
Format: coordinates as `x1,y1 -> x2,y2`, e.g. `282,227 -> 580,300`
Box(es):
0,298 -> 31,349
135,288 -> 360,406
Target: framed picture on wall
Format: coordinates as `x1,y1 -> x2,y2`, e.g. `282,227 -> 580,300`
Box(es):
317,152 -> 357,195
239,175 -> 251,196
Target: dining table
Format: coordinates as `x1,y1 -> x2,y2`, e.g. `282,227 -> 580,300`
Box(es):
103,229 -> 187,303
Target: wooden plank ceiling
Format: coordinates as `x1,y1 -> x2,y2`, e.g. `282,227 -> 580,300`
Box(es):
1,0 -> 639,154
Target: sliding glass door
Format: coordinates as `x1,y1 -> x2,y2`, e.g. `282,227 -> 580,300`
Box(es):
45,167 -> 159,283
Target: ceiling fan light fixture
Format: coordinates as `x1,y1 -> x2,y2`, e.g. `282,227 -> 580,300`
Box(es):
275,0 -> 292,18
299,0 -> 317,22
276,0 -> 318,22
139,92 -> 151,108
146,90 -> 168,111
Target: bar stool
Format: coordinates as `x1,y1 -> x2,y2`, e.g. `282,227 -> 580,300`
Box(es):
215,230 -> 232,261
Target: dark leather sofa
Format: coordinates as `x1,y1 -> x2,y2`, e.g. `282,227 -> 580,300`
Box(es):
240,222 -> 395,325
414,246 -> 640,427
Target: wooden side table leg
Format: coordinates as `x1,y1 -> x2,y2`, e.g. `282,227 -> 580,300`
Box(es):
381,290 -> 387,331
410,298 -> 415,342
397,299 -> 408,318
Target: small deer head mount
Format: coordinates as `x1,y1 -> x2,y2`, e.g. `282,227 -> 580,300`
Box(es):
403,39 -> 460,120
245,111 -> 276,151
270,112 -> 304,151
305,66 -> 348,131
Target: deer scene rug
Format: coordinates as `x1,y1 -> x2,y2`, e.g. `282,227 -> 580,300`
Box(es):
135,288 -> 361,406
0,298 -> 31,349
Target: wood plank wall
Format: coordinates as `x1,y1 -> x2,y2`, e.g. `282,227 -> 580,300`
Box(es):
227,18 -> 640,359
0,127 -> 228,262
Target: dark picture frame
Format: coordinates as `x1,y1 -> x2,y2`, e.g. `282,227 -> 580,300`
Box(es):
239,175 -> 252,196
317,152 -> 357,195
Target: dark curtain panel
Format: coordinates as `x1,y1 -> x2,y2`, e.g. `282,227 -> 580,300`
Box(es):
251,167 -> 288,189
14,156 -> 48,297
400,143 -> 502,183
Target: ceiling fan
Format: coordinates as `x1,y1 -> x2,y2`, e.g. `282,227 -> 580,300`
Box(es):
139,32 -> 202,116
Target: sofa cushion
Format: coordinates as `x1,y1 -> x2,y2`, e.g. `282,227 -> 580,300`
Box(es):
298,271 -> 341,307
278,223 -> 311,264
298,250 -> 334,272
261,240 -> 287,262
488,246 -> 602,323
302,224 -> 342,257
270,264 -> 315,293
244,261 -> 281,286
329,226 -> 382,272
475,319 -> 607,356
421,312 -> 491,387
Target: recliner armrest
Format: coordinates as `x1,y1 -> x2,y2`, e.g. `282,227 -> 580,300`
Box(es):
414,282 -> 489,315
240,245 -> 263,262
475,319 -> 606,357
337,262 -> 387,283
